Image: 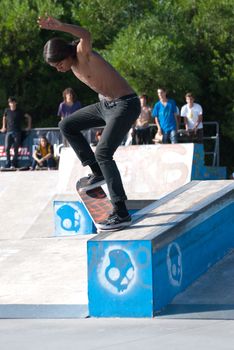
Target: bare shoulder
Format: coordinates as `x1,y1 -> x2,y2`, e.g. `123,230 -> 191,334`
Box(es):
76,50 -> 108,68
76,33 -> 92,56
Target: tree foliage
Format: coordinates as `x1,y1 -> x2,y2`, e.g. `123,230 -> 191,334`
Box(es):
102,0 -> 234,169
74,0 -> 154,48
0,0 -> 233,169
0,0 -> 64,122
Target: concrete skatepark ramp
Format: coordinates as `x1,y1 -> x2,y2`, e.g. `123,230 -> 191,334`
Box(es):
0,171 -> 90,317
57,143 -> 226,199
0,144 -> 232,318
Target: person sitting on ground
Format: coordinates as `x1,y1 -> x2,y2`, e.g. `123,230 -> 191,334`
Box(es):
30,136 -> 56,170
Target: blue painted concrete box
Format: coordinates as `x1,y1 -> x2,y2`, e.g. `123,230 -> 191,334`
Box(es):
88,240 -> 153,317
87,181 -> 234,317
152,203 -> 234,313
53,201 -> 96,236
191,144 -> 226,180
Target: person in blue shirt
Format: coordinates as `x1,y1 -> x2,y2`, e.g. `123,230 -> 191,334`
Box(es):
152,88 -> 178,144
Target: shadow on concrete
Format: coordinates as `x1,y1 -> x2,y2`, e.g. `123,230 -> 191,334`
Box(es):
157,249 -> 234,320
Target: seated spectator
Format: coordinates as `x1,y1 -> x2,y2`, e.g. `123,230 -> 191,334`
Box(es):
134,94 -> 152,145
152,87 -> 178,144
30,136 -> 56,170
180,92 -> 203,144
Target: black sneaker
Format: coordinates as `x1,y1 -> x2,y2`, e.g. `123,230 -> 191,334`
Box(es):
96,211 -> 132,231
77,174 -> 105,191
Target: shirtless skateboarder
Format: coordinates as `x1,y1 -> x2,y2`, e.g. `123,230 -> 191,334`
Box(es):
38,16 -> 140,231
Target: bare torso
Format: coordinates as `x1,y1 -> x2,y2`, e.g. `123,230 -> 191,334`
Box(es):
71,51 -> 134,100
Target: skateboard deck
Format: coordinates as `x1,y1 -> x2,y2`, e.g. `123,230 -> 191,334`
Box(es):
76,182 -> 113,226
0,166 -> 30,172
0,167 -> 17,172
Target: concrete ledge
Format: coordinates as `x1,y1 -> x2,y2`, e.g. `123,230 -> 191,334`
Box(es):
87,180 -> 234,317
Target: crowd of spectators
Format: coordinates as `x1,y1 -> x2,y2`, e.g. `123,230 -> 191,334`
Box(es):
133,88 -> 204,146
1,87 -> 231,175
91,88 -> 204,147
0,87 -> 82,170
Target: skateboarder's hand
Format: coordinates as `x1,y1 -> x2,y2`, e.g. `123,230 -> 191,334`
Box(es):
38,15 -> 62,30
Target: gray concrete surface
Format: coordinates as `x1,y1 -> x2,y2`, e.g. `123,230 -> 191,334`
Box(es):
0,317 -> 234,350
0,171 -> 59,239
0,237 -> 89,313
0,251 -> 234,349
0,171 -> 90,318
0,171 -> 234,349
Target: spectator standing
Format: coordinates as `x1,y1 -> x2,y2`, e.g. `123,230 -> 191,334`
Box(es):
30,136 -> 56,170
0,96 -> 32,168
57,87 -> 81,120
57,87 -> 81,146
180,92 -> 203,143
152,88 -> 178,144
134,94 -> 152,145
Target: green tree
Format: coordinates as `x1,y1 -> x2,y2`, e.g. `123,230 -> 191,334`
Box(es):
100,0 -> 234,168
0,0 -> 94,126
74,0 -> 154,48
0,0 -> 65,122
102,16 -> 201,104
0,0 -> 233,171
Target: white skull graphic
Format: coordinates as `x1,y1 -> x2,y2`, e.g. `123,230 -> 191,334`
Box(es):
105,249 -> 135,293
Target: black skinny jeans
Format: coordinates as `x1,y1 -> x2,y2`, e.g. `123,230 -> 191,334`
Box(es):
59,94 -> 141,204
5,131 -> 21,167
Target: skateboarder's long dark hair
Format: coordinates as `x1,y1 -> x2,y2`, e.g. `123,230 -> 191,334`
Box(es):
43,37 -> 78,63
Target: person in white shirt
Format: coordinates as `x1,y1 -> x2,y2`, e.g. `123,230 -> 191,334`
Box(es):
180,92 -> 203,143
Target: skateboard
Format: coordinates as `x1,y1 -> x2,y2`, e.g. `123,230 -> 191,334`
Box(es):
0,166 -> 30,172
76,181 -> 113,230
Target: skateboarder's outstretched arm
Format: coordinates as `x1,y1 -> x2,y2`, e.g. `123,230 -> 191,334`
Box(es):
38,15 -> 92,55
